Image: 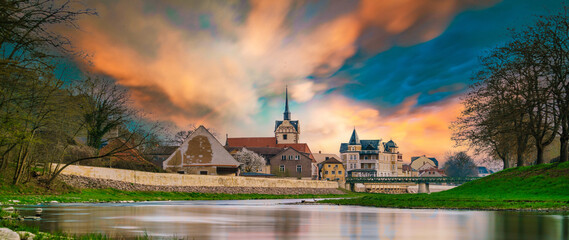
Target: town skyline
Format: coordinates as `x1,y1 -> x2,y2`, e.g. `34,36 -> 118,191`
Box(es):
55,0 -> 563,161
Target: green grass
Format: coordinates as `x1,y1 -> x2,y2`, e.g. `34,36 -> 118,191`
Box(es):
321,162 -> 569,211
0,187 -> 360,205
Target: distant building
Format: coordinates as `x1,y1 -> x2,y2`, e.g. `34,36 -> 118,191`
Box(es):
339,128 -> 403,176
225,87 -> 317,179
477,166 -> 492,177
401,164 -> 417,177
418,167 -> 445,177
319,157 -> 346,181
98,138 -> 159,171
144,145 -> 178,168
163,126 -> 240,176
410,155 -> 439,171
313,152 -> 341,164
269,147 -> 314,179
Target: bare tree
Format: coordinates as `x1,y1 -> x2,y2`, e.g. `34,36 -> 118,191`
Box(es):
75,76 -> 136,149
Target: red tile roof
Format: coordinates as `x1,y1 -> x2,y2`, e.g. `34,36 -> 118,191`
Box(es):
226,137 -> 315,161
226,137 -> 276,147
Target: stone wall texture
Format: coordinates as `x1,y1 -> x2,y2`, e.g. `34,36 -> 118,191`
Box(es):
58,165 -> 339,189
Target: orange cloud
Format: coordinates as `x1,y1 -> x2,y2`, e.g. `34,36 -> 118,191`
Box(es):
62,0 -> 492,159
298,94 -> 464,163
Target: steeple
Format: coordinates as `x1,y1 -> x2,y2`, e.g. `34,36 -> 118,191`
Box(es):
349,128 -> 360,145
283,86 -> 291,120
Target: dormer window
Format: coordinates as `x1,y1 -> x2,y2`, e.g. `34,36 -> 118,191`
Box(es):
283,134 -> 288,140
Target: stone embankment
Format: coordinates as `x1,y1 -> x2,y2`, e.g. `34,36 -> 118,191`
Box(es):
59,175 -> 345,195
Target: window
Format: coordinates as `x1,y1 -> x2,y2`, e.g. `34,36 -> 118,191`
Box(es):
283,134 -> 288,140
325,171 -> 329,174
328,164 -> 331,167
338,171 -> 342,175
295,155 -> 299,160
199,171 -> 208,175
351,146 -> 355,151
332,171 -> 335,174
279,165 -> 285,172
364,156 -> 368,160
296,165 -> 302,173
281,155 -> 286,160
289,155 -> 293,160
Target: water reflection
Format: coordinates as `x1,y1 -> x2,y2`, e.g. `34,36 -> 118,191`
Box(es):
18,200 -> 568,239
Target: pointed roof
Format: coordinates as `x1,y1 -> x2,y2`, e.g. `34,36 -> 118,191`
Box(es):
163,126 -> 240,168
284,86 -> 291,120
349,128 -> 360,145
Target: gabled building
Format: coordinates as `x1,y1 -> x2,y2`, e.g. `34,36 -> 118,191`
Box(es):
269,147 -> 313,179
163,126 -> 240,176
410,155 -> 438,171
319,157 -> 346,181
339,128 -> 403,176
313,152 -> 341,164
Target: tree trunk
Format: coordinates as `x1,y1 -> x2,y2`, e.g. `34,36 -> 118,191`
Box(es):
560,135 -> 568,163
535,144 -> 544,165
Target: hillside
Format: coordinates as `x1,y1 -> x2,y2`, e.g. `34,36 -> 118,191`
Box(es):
440,161 -> 569,201
322,162 -> 569,210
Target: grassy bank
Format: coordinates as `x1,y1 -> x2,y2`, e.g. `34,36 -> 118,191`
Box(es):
0,188 -> 358,205
321,162 -> 569,211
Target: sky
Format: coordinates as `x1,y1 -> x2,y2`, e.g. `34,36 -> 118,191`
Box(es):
59,0 -> 564,162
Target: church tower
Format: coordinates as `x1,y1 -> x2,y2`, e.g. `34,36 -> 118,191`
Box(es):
275,87 -> 300,144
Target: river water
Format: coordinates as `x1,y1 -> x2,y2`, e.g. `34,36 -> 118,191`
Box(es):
17,199 -> 569,240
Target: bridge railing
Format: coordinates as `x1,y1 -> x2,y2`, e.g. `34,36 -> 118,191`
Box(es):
345,176 -> 480,184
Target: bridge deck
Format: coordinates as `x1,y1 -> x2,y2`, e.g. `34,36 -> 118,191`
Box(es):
345,176 -> 480,184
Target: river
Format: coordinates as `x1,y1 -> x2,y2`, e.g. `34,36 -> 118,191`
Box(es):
17,199 -> 569,239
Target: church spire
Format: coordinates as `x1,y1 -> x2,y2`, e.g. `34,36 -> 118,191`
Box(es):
284,86 -> 291,120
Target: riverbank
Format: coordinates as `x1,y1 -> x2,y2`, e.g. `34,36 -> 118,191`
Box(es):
0,174 -> 351,205
321,162 -> 569,211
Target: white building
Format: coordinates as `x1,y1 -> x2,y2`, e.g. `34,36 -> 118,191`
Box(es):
339,129 -> 403,176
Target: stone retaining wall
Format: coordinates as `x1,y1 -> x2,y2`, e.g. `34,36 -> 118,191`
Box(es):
59,175 -> 345,195
58,165 -> 339,189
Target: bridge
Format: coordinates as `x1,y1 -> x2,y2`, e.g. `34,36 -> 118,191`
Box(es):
345,176 -> 480,193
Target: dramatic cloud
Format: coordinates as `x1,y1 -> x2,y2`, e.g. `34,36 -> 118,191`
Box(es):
61,0 -> 562,161
298,94 -> 464,161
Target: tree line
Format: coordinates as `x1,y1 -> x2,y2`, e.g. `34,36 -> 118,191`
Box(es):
452,6 -> 569,169
0,0 -> 160,186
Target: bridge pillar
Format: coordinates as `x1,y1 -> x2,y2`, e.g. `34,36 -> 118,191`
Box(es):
418,182 -> 430,194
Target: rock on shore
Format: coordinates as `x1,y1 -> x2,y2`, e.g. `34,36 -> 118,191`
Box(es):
58,174 -> 345,195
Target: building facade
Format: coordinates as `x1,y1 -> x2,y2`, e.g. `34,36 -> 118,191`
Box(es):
339,129 -> 403,176
163,126 -> 240,176
269,147 -> 313,178
410,155 -> 439,171
319,157 -> 346,181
